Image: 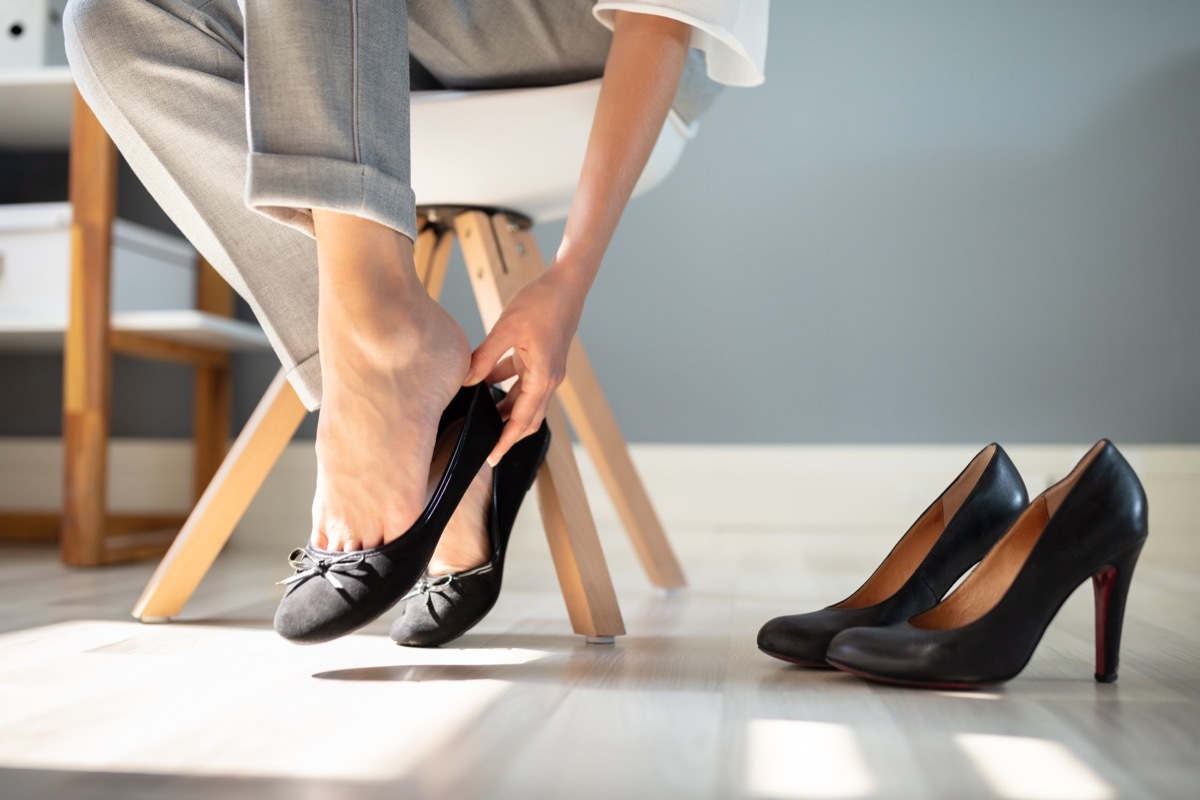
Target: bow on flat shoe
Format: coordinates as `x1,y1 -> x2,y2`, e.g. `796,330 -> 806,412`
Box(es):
276,549 -> 367,591
402,563 -> 495,601
273,383 -> 503,644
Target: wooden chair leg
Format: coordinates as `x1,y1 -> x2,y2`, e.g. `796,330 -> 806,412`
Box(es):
486,213 -> 687,590
132,369 -> 307,621
536,399 -> 626,638
415,222 -> 454,301
556,344 -> 685,589
454,209 -> 625,638
62,89 -> 117,567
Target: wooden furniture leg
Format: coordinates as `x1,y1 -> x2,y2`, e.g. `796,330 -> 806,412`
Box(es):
535,399 -> 626,638
485,212 -> 686,590
42,94 -> 237,564
192,257 -> 233,499
415,219 -> 454,302
133,369 -> 306,620
454,209 -> 625,639
62,89 -> 117,567
558,343 -> 686,589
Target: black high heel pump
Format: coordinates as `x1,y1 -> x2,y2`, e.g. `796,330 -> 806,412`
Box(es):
826,439 -> 1148,688
758,444 -> 1028,666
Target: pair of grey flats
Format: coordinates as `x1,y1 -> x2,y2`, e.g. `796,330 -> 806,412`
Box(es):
273,384 -> 550,647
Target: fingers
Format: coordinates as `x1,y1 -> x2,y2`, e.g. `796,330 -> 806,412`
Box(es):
495,378 -> 521,419
486,369 -> 558,466
487,380 -> 539,466
464,326 -> 512,386
466,287 -> 571,463
485,355 -> 518,385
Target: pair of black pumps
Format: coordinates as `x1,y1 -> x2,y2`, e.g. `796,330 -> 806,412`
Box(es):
273,383 -> 550,647
758,440 -> 1148,688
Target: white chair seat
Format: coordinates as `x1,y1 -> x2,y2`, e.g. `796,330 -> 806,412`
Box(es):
410,79 -> 695,222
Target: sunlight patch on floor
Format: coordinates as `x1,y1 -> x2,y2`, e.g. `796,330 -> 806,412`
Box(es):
933,690 -> 1003,701
0,620 -> 550,782
743,719 -> 874,799
957,733 -> 1115,799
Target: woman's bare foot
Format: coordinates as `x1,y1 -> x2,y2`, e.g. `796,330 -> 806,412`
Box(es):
427,463 -> 494,575
309,211 -> 472,552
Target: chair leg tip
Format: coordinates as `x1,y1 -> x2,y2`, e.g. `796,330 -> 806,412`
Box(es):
585,636 -> 616,645
137,615 -> 172,624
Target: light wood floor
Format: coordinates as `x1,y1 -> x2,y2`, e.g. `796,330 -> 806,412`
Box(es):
1,479 -> 1198,800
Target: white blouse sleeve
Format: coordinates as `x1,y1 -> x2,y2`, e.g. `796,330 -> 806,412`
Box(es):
592,0 -> 769,87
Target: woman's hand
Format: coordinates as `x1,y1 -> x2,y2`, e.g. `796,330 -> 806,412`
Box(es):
464,265 -> 588,466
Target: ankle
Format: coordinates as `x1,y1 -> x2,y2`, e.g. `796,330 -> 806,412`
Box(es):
319,290 -> 447,363
314,209 -> 427,329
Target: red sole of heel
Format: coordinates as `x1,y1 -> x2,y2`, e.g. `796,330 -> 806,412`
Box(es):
1093,563 -> 1119,681
825,658 -> 1001,691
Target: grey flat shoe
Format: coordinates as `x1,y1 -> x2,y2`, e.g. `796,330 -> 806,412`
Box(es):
390,410 -> 550,648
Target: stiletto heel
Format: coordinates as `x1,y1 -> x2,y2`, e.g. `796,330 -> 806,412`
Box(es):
1093,542 -> 1143,683
827,440 -> 1149,688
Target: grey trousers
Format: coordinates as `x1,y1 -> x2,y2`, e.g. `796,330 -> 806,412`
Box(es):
63,0 -> 718,410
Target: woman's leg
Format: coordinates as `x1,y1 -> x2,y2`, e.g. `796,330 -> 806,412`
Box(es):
64,0 -> 468,553
308,210 -> 468,553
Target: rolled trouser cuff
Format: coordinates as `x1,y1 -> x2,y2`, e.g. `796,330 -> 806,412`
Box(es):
284,350 -> 324,411
246,153 -> 419,242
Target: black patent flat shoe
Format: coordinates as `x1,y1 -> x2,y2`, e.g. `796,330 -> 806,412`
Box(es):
757,444 -> 1028,666
390,410 -> 551,648
273,383 -> 503,644
826,440 -> 1148,688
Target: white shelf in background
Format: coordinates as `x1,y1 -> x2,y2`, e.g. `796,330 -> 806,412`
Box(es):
0,66 -> 75,148
0,310 -> 271,353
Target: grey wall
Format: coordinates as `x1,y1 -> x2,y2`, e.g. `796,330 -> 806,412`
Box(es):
2,0 -> 1198,443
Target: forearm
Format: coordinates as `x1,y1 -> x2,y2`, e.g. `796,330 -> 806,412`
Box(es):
551,11 -> 691,296
465,12 -> 691,459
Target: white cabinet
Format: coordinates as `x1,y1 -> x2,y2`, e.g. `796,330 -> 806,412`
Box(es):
0,71 -> 270,356
0,0 -> 68,71
0,202 -> 196,321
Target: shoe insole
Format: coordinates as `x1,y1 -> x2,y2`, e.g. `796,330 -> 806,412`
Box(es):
912,441 -> 1104,630
425,419 -> 465,508
833,445 -> 994,609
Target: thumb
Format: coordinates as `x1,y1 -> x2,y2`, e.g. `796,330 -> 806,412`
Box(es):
464,325 -> 512,386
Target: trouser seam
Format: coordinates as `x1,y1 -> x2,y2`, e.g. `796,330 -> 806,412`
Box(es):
349,0 -> 361,164
186,0 -> 232,79
186,0 -> 218,26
